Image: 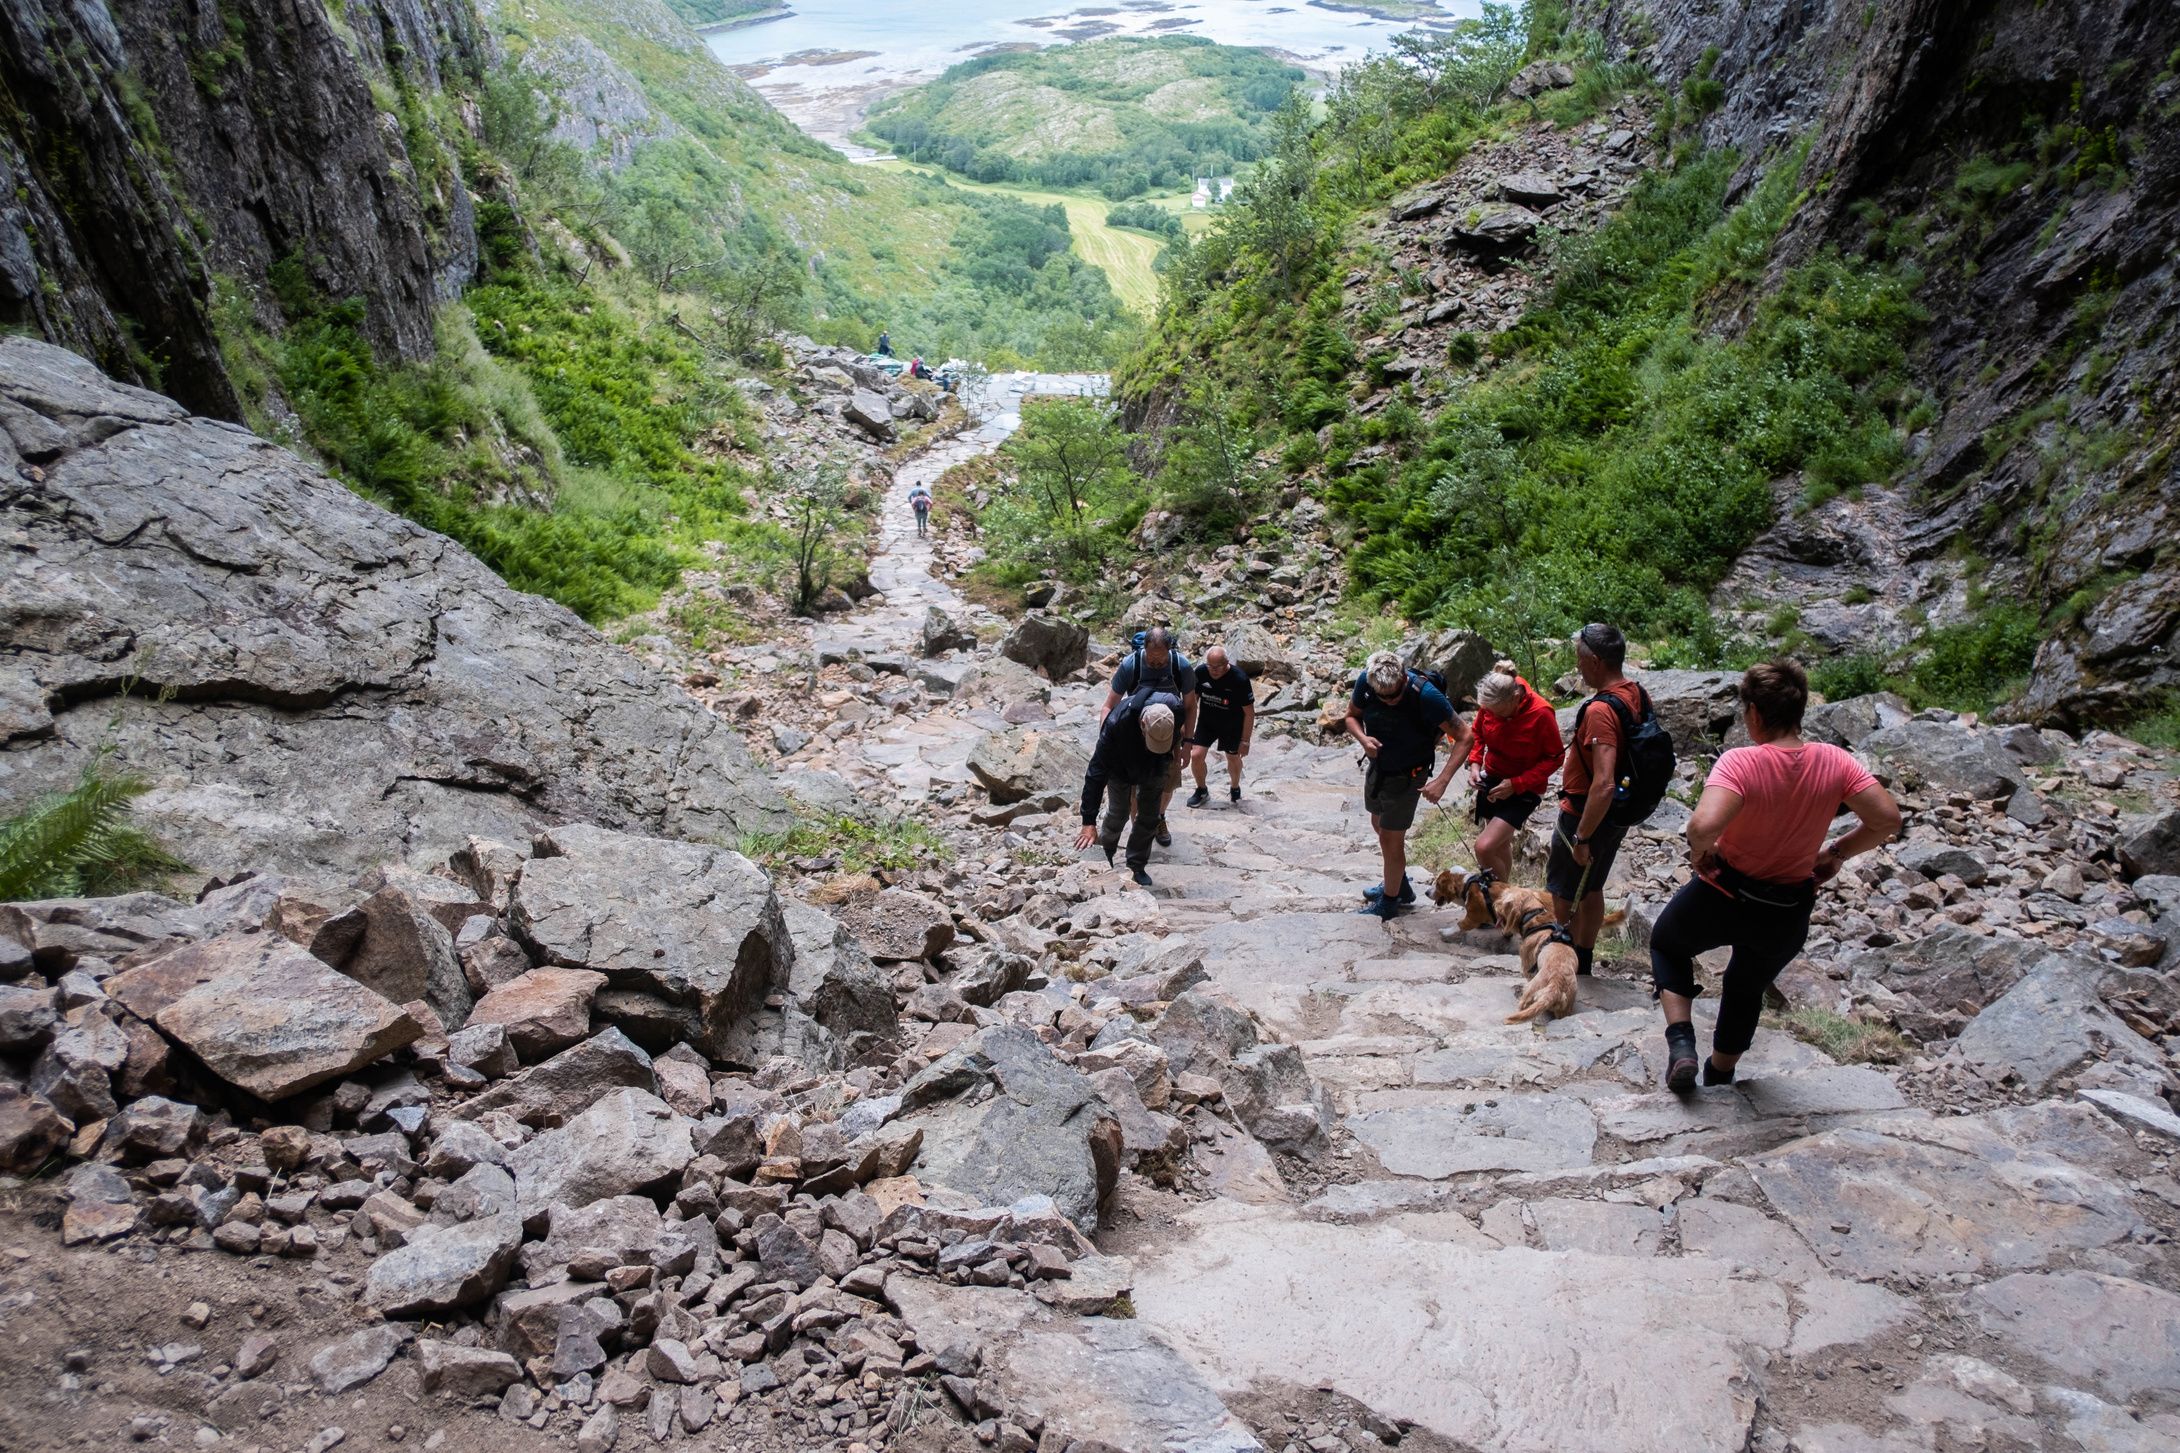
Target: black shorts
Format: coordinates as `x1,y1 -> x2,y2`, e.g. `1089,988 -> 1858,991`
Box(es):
1473,785 -> 1543,829
1192,714 -> 1245,752
1544,802 -> 1628,901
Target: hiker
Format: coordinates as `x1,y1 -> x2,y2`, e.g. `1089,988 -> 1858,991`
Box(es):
1651,660 -> 1900,1091
875,329 -> 892,358
1186,644 -> 1254,807
910,355 -> 928,381
1346,650 -> 1469,918
1547,623 -> 1648,975
907,481 -> 932,538
1074,690 -> 1184,887
1101,626 -> 1197,847
1466,658 -> 1561,884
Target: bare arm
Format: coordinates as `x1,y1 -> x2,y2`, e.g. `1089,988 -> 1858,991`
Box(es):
1815,782 -> 1901,883
1685,784 -> 1745,869
1345,697 -> 1380,756
1423,713 -> 1470,802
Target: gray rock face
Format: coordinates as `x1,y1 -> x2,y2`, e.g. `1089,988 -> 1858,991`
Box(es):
1949,959 -> 2163,1090
510,824 -> 791,1060
1802,692 -> 1913,748
365,1214 -> 524,1317
507,1087 -> 693,1218
1451,203 -> 1543,250
920,606 -> 978,657
0,339 -> 786,883
1843,926 -> 2051,1017
1626,671 -> 1742,748
149,932 -> 422,1100
456,1028 -> 656,1127
1222,623 -> 1297,682
2118,806 -> 2180,879
834,888 -> 955,964
900,1025 -> 1121,1232
843,390 -> 895,440
311,884 -> 472,1031
999,615 -> 1089,680
967,727 -> 1089,807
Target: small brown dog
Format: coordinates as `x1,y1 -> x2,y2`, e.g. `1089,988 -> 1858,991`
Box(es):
1431,868 -> 1555,933
1499,898 -> 1579,1024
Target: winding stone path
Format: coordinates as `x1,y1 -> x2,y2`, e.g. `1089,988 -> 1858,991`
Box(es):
814,379 -> 2180,1453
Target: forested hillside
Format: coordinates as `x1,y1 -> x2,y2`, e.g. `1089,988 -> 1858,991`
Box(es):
1116,0 -> 2179,735
864,36 -> 1306,199
0,0 -> 1130,626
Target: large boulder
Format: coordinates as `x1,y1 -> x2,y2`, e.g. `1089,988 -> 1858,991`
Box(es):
898,1025 -> 1120,1232
967,728 -> 1089,807
365,1214 -> 524,1317
1802,691 -> 1914,748
1000,615 -> 1090,680
1948,959 -> 2165,1091
463,968 -> 607,1062
781,901 -> 898,1039
1842,926 -> 2051,1020
1403,629 -> 1497,705
1629,671 -> 1742,749
921,606 -> 978,657
2118,807 -> 2180,880
1223,622 -> 1299,683
510,824 -> 791,1060
1860,720 -> 2025,800
506,1087 -> 693,1218
455,1028 -> 657,1127
0,338 -> 788,882
844,390 -> 895,441
1451,204 -> 1542,251
148,932 -> 422,1100
834,888 -> 955,963
309,883 -> 472,1031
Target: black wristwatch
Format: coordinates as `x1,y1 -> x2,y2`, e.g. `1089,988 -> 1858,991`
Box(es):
1572,833 -> 1591,846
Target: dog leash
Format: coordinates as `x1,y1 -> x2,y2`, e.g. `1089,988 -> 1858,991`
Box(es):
1552,822 -> 1596,909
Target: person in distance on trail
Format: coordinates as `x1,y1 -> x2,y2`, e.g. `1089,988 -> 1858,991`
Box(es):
907,480 -> 932,538
1185,645 -> 1255,808
1101,626 -> 1197,848
1466,658 -> 1562,885
1548,623 -> 1645,976
1075,692 -> 1184,888
875,328 -> 892,358
1347,650 -> 1470,919
1651,660 -> 1900,1092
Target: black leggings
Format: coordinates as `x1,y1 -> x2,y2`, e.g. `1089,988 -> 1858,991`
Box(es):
1649,877 -> 1813,1056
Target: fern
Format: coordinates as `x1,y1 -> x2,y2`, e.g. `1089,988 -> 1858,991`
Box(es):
0,758 -> 190,902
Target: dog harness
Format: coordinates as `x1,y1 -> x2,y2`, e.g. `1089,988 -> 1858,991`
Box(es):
1514,905 -> 1579,950
1465,868 -> 1499,919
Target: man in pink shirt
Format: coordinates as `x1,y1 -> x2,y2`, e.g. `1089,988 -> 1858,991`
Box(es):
1651,660 -> 1901,1092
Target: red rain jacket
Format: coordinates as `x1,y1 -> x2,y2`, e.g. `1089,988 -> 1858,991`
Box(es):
1466,678 -> 1563,796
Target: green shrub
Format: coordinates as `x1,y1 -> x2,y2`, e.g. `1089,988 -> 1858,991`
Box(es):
0,753 -> 188,902
1904,603 -> 2041,711
1809,652 -> 1889,702
739,815 -> 951,874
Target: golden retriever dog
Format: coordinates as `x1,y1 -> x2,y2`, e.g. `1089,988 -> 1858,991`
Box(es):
1431,868 -> 1555,932
1497,898 -> 1579,1024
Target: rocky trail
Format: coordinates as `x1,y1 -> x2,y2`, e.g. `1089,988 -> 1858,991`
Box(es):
3,345 -> 2179,1453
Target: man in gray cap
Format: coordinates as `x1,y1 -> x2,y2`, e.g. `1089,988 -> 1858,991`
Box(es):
1075,689 -> 1184,887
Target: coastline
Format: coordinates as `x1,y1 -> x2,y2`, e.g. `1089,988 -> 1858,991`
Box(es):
694,2 -> 794,34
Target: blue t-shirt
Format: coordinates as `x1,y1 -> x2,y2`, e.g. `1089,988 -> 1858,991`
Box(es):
1351,673 -> 1454,775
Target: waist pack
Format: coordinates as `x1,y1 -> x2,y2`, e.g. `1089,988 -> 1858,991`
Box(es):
1713,857 -> 1817,909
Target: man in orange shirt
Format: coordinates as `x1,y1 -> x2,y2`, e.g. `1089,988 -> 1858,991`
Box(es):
1548,623 -> 1643,975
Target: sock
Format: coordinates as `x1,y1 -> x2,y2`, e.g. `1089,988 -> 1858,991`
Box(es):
1702,1057 -> 1736,1086
1665,1022 -> 1697,1063
1575,945 -> 1595,976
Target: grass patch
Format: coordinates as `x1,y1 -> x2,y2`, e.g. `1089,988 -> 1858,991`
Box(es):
739,815 -> 952,874
1406,801 -> 1478,871
1782,1006 -> 1912,1065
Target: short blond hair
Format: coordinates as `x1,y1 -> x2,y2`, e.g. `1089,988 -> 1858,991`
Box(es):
1365,651 -> 1406,695
1477,659 -> 1521,708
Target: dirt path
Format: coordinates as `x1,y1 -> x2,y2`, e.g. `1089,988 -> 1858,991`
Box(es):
809,386 -> 2180,1453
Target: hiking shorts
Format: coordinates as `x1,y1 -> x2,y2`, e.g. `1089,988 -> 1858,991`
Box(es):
1473,779 -> 1543,830
1192,713 -> 1246,753
1544,801 -> 1628,902
1364,762 -> 1428,832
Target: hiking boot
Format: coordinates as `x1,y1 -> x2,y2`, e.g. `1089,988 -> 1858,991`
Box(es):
1664,1024 -> 1700,1094
1355,897 -> 1404,920
1362,878 -> 1416,906
1702,1057 -> 1737,1087
1230,786 -> 1242,803
1575,945 -> 1595,978
1186,786 -> 1209,809
1130,867 -> 1154,888
1154,819 -> 1173,847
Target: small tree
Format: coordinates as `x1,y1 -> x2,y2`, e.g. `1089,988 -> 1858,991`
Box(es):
708,244 -> 806,362
992,397 -> 1136,577
1158,380 -> 1267,533
782,465 -> 850,616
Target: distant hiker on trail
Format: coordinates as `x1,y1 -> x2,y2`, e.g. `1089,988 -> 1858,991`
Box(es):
875,329 -> 892,357
1347,651 -> 1470,919
1186,645 -> 1254,808
907,481 -> 932,538
1548,623 -> 1650,976
1102,626 -> 1197,848
1466,658 -> 1562,885
1652,660 -> 1899,1092
1075,690 -> 1184,887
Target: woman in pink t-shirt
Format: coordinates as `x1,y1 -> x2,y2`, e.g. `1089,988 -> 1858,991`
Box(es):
1650,660 -> 1900,1093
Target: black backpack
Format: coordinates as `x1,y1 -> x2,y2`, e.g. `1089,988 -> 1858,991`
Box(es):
1587,685 -> 1676,826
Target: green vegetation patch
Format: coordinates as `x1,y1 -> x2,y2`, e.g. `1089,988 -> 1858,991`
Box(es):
740,815 -> 951,874
0,749 -> 189,902
865,37 -> 1304,200
1782,1006 -> 1912,1065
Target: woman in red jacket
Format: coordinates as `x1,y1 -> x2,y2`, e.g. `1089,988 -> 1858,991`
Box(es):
1466,659 -> 1563,883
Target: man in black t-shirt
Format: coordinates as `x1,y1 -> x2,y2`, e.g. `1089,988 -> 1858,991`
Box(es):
1185,646 -> 1254,807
